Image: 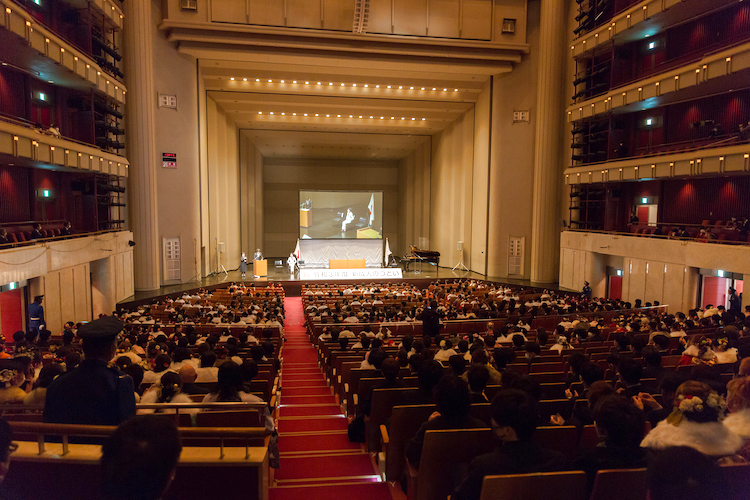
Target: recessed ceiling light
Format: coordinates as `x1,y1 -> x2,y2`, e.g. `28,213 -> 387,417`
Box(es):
326,114 -> 330,117
399,86 -> 402,89
317,82 -> 321,85
256,79 -> 260,82
230,77 -> 235,80
353,84 -> 357,87
380,116 -> 384,119
443,88 -> 447,91
387,85 -> 391,89
422,118 -> 426,120
359,115 -> 363,118
268,79 -> 272,82
370,116 -> 373,118
280,80 -> 285,83
432,88 -> 436,90
305,81 -> 309,84
258,111 -> 262,114
410,86 -> 414,90
293,80 -> 297,83
376,85 -> 380,88
391,117 -> 395,119
329,82 -> 333,86
364,84 -> 368,87
411,117 -> 415,120
349,115 -> 353,118
293,112 -> 297,115
421,87 -> 425,90
401,117 -> 405,120
270,112 -> 274,115
243,78 -> 247,81
341,83 -> 345,86
304,113 -> 308,116
281,112 -> 285,115
454,89 -> 458,91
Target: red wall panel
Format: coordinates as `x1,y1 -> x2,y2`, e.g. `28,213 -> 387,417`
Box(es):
0,289 -> 23,338
0,165 -> 31,222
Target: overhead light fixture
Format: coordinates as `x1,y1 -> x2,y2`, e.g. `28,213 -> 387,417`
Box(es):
230,77 -> 234,80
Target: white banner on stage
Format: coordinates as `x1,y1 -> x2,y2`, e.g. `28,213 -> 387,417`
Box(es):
299,239 -> 383,268
299,268 -> 403,280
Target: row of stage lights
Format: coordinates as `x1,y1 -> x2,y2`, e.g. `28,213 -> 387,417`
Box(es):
228,77 -> 460,93
256,112 -> 427,121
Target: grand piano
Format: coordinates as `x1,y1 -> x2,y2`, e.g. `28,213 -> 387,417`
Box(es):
402,245 -> 440,270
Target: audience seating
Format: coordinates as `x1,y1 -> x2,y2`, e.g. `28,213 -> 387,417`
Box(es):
407,428 -> 494,500
366,387 -> 419,452
3,421 -> 269,500
534,426 -> 579,456
479,471 -> 587,500
380,404 -> 436,483
589,468 -> 647,500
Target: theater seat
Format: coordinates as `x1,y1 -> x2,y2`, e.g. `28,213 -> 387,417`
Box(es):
479,470 -> 587,500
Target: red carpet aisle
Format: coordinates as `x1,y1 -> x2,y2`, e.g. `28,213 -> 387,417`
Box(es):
269,297 -> 393,500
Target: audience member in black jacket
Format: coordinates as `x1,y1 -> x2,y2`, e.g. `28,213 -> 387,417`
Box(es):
452,390 -> 568,500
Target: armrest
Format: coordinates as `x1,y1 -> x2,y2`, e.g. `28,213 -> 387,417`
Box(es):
379,424 -> 389,446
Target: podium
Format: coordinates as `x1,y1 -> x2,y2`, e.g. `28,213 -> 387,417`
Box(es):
253,259 -> 267,277
300,209 -> 312,228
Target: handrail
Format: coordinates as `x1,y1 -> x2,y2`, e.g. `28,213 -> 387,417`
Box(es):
567,228 -> 750,245
0,229 -> 125,250
0,113 -> 124,157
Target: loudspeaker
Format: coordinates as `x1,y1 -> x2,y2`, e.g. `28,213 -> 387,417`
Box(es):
218,242 -> 225,253
457,241 -> 463,251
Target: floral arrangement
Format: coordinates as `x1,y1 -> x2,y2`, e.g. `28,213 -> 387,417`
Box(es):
0,369 -> 17,388
667,391 -> 727,426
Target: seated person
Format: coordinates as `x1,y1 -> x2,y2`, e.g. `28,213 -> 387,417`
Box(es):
138,371 -> 198,415
466,365 -> 490,403
571,395 -> 652,492
404,376 -> 487,470
453,389 -> 568,500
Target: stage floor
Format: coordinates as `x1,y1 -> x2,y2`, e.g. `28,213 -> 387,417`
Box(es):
119,264 -> 558,305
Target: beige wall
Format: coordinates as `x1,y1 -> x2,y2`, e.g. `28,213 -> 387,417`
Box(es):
430,108 -> 476,270
559,231 -> 750,313
29,264 -> 92,334
398,140 -> 431,256
239,133 -> 264,256
150,0 -> 201,284
262,158 -> 401,257
486,0 -> 540,279
206,97 -> 242,272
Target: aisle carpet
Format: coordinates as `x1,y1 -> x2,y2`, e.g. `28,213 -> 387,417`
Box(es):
269,297 -> 392,500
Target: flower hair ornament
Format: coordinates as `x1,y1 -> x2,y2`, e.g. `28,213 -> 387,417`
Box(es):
666,392 -> 727,426
0,369 -> 16,388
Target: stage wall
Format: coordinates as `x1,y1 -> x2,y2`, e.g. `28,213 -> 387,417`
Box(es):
300,240 -> 383,268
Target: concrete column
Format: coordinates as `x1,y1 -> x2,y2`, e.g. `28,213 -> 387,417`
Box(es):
530,0 -> 567,283
123,0 -> 160,291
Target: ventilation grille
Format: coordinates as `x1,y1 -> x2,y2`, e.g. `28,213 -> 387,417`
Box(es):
508,236 -> 524,276
163,237 -> 181,281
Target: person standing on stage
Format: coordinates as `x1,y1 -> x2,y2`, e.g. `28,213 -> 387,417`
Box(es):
28,295 -> 45,336
422,300 -> 441,338
239,252 -> 249,279
287,252 -> 297,273
253,248 -> 263,261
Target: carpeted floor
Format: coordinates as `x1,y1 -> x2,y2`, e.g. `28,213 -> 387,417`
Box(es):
269,297 -> 392,500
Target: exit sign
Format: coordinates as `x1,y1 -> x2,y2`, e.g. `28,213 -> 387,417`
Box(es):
162,152 -> 177,169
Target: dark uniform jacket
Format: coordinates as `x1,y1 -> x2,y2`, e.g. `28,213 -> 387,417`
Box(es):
43,359 -> 136,425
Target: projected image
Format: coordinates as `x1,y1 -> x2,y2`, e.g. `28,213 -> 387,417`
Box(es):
299,190 -> 383,239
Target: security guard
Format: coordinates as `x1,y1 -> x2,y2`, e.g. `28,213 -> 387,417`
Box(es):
27,295 -> 45,335
44,316 -> 136,425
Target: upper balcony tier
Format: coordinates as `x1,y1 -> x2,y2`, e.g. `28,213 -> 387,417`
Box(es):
566,41 -> 750,123
0,116 -> 129,177
0,0 -> 126,104
570,0 -> 737,58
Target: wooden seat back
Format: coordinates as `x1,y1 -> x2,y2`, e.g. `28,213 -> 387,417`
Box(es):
382,404 -> 436,483
366,387 -> 418,452
479,470 -> 587,500
416,428 -> 494,500
589,468 -> 647,500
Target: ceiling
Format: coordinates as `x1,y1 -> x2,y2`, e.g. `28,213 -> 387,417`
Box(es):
201,58 -> 489,160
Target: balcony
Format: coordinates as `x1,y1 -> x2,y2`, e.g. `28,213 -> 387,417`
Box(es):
0,0 -> 126,104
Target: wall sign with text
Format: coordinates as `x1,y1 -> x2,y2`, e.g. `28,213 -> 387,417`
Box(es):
162,153 -> 177,169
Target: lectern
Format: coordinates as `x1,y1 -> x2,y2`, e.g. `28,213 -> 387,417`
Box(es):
253,259 -> 267,277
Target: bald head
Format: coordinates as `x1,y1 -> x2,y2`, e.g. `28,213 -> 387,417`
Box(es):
178,364 -> 197,384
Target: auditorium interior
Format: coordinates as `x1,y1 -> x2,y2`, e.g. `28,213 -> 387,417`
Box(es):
0,0 -> 750,498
